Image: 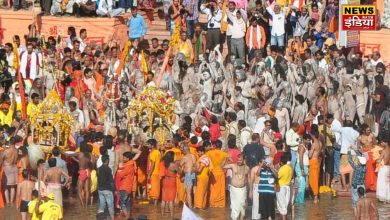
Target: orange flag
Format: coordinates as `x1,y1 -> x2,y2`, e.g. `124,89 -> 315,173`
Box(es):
12,42 -> 27,120
115,40 -> 132,76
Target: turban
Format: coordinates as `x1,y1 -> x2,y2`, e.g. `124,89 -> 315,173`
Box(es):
268,107 -> 275,117
273,132 -> 283,139
194,126 -> 202,137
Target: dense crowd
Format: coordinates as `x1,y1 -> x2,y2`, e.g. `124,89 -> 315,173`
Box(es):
0,0 -> 390,220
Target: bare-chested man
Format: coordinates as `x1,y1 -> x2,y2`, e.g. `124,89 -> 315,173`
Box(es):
224,154 -> 249,220
67,143 -> 95,208
114,132 -> 141,174
358,124 -> 376,151
0,137 -> 19,206
18,146 -> 30,183
180,144 -> 196,208
309,128 -> 323,204
356,187 -> 378,220
16,169 -> 34,220
377,137 -> 390,203
44,158 -> 70,207
315,86 -> 328,116
260,120 -> 277,158
114,132 -> 141,207
358,124 -> 377,191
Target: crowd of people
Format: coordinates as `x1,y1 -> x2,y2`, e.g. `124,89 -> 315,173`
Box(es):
0,0 -> 390,219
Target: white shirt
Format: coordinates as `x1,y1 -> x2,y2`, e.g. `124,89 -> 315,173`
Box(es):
230,18 -> 246,38
237,110 -> 245,121
226,9 -> 247,38
6,52 -> 15,76
72,109 -> 85,128
96,148 -> 115,173
329,119 -> 342,145
266,7 -> 285,36
78,37 -> 87,53
253,116 -> 266,134
285,128 -> 300,151
240,126 -> 252,150
338,127 -> 359,154
201,4 -> 222,29
318,58 -> 328,70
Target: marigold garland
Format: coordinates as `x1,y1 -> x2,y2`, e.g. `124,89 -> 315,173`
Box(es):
30,90 -> 73,152
128,85 -> 175,144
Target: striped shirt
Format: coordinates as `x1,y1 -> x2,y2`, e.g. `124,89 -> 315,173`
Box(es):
258,169 -> 275,194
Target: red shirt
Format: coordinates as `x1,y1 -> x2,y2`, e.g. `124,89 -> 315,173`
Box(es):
273,152 -> 284,166
209,123 -> 221,143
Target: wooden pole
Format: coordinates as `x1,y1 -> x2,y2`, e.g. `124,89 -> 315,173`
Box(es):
17,68 -> 27,120
155,47 -> 171,87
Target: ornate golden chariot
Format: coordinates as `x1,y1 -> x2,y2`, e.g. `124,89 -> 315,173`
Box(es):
128,85 -> 176,145
30,90 -> 73,152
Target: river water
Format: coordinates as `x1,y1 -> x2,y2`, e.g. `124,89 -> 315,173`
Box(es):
1,195 -> 389,219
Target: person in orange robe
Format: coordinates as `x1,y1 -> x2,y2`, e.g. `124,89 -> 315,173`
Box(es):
165,138 -> 185,204
70,69 -> 89,108
194,146 -> 211,209
132,164 -> 138,198
206,140 -> 228,208
160,151 -> 180,218
147,139 -> 162,206
136,144 -> 149,199
309,158 -> 320,201
0,169 -> 4,208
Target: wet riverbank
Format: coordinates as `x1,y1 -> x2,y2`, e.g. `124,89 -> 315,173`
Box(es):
1,194 -> 389,220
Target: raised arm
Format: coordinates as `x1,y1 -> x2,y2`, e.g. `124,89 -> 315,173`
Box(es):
131,148 -> 142,161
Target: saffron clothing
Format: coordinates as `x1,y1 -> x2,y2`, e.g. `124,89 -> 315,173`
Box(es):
117,160 -> 136,193
206,149 -> 228,207
364,150 -> 377,191
194,155 -> 210,209
161,167 -> 177,202
309,158 -> 320,196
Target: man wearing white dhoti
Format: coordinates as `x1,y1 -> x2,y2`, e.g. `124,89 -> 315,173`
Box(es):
249,163 -> 261,220
376,138 -> 390,203
276,154 -> 293,220
224,154 -> 249,220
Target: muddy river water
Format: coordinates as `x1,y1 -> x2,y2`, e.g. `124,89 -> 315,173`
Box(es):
1,195 -> 389,219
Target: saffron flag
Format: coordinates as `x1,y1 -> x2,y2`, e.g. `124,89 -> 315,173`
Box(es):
140,50 -> 149,83
115,40 -> 132,76
13,42 -> 27,120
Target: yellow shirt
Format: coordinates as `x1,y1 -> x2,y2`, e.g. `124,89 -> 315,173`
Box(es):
0,109 -> 14,126
149,149 -> 162,176
206,149 -> 228,173
27,102 -> 38,117
318,124 -> 333,147
278,164 -> 293,187
28,199 -> 40,220
39,200 -> 63,220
